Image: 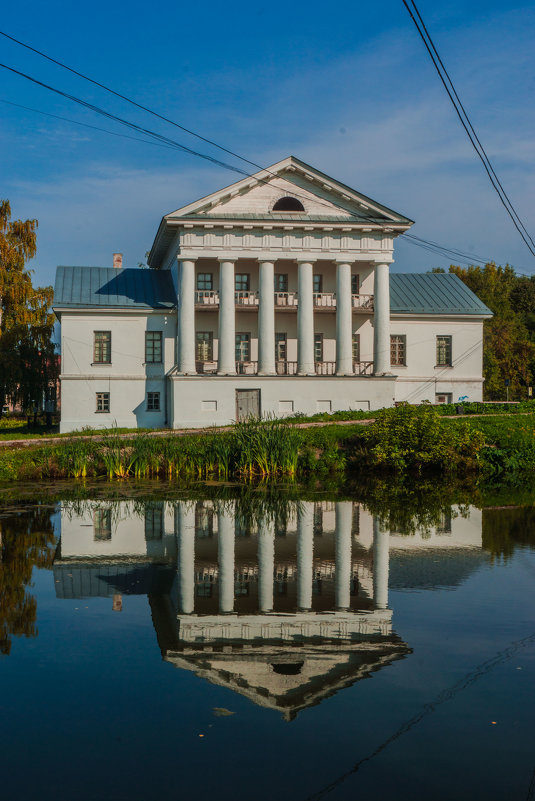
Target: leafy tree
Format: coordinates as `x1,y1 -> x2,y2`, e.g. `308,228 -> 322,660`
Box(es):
0,201 -> 57,413
448,263 -> 535,400
0,506 -> 56,655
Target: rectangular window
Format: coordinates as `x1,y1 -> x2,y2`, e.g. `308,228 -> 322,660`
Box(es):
196,272 -> 213,291
147,392 -> 160,411
196,331 -> 213,361
352,333 -> 360,363
275,332 -> 287,361
96,392 -> 110,413
436,335 -> 452,366
145,331 -> 162,363
235,274 -> 250,292
313,274 -> 323,293
351,274 -> 360,294
93,331 -> 111,364
145,504 -> 163,540
314,333 -> 324,362
390,335 -> 406,366
275,273 -> 288,292
94,508 -> 112,541
436,393 -> 452,404
235,332 -> 250,362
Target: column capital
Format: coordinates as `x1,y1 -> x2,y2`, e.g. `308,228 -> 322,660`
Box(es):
373,258 -> 394,266
177,256 -> 197,263
217,256 -> 239,264
295,257 -> 317,265
334,257 -> 354,265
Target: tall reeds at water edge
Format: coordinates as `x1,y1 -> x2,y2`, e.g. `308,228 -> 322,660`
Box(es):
6,418 -> 306,481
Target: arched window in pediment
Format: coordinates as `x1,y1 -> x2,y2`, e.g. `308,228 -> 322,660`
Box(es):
272,196 -> 305,212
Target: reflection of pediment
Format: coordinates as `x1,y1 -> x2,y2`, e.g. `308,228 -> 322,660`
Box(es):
151,599 -> 410,720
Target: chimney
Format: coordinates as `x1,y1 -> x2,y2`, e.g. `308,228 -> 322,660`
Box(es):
113,252 -> 123,269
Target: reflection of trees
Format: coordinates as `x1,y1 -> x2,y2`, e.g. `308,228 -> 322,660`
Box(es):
0,506 -> 56,655
482,506 -> 535,561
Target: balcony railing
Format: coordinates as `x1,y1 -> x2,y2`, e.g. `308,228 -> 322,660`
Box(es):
352,294 -> 374,310
354,361 -> 374,375
275,292 -> 298,307
195,360 -> 218,374
235,291 -> 259,307
276,360 -> 298,375
315,361 -> 336,375
195,290 -> 219,306
314,292 -> 336,308
236,360 -> 258,374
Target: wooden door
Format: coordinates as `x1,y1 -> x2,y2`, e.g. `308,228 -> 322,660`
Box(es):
236,389 -> 260,420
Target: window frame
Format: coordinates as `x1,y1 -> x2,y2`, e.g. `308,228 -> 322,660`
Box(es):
235,274 -> 250,292
145,331 -> 163,364
93,331 -> 111,364
196,331 -> 214,362
235,332 -> 251,362
275,273 -> 289,292
390,334 -> 406,367
313,274 -> 323,294
351,274 -> 360,294
196,272 -> 213,291
436,335 -> 453,367
147,391 -> 160,412
145,504 -> 163,540
352,332 -> 361,363
275,332 -> 287,362
314,333 -> 324,363
96,392 -> 110,413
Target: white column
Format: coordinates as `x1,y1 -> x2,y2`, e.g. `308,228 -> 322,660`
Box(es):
373,262 -> 391,375
218,258 -> 237,375
336,261 -> 353,376
373,517 -> 390,610
177,259 -> 196,374
218,504 -> 235,613
258,260 -> 276,375
297,501 -> 314,611
258,517 -> 275,613
335,502 -> 352,611
297,260 -> 315,375
177,502 -> 195,614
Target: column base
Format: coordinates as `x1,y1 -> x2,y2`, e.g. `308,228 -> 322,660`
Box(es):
297,371 -> 316,377
335,370 -> 353,377
217,370 -> 237,376
258,370 -> 276,376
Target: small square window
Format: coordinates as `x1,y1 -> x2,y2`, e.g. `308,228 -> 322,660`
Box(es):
235,274 -> 250,292
147,392 -> 160,411
145,331 -> 162,363
390,335 -> 406,366
197,273 -> 213,291
94,331 -> 111,364
436,336 -> 452,367
96,392 -> 110,413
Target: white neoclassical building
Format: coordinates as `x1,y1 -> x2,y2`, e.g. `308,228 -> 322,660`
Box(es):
53,156 -> 491,431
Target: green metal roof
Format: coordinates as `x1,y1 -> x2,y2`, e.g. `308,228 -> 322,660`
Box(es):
53,266 -> 491,317
390,273 -> 492,316
53,265 -> 176,310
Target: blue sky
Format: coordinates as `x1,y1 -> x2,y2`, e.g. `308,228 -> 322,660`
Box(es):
1,0 -> 534,287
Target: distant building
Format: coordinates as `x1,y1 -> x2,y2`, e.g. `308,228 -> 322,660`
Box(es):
53,157 -> 491,432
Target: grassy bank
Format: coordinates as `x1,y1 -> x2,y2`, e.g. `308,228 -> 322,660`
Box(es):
2,404 -> 533,482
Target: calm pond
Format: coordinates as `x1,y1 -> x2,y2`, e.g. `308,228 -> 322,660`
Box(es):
1,489 -> 534,801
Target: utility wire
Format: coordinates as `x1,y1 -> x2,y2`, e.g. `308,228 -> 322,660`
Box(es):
401,0 -> 535,258
1,32 -> 525,269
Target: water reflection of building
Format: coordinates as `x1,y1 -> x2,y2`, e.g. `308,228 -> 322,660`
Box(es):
53,500 -> 483,718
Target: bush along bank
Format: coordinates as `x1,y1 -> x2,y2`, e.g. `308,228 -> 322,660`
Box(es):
0,405 -> 533,482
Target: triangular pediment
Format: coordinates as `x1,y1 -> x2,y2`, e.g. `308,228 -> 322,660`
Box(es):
165,156 -> 412,225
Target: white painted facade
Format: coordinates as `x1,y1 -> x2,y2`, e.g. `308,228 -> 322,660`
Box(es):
54,157 -> 491,431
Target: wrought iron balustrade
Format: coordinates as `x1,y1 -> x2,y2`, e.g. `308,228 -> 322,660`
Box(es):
235,291 -> 259,307
274,292 -> 298,307
352,293 -> 374,310
313,292 -> 336,308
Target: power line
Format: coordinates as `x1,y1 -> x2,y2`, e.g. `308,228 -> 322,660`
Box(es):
401,0 -> 535,259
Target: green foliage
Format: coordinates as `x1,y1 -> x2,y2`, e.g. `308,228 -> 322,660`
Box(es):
364,403 -> 485,473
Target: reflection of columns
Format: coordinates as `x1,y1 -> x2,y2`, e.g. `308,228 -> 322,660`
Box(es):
178,259 -> 196,374
258,260 -> 276,375
336,262 -> 353,376
373,262 -> 391,375
373,517 -> 390,609
218,259 -> 237,375
297,501 -> 314,610
218,505 -> 235,613
335,502 -> 352,610
258,517 -> 275,612
297,261 -> 315,375
177,503 -> 195,614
